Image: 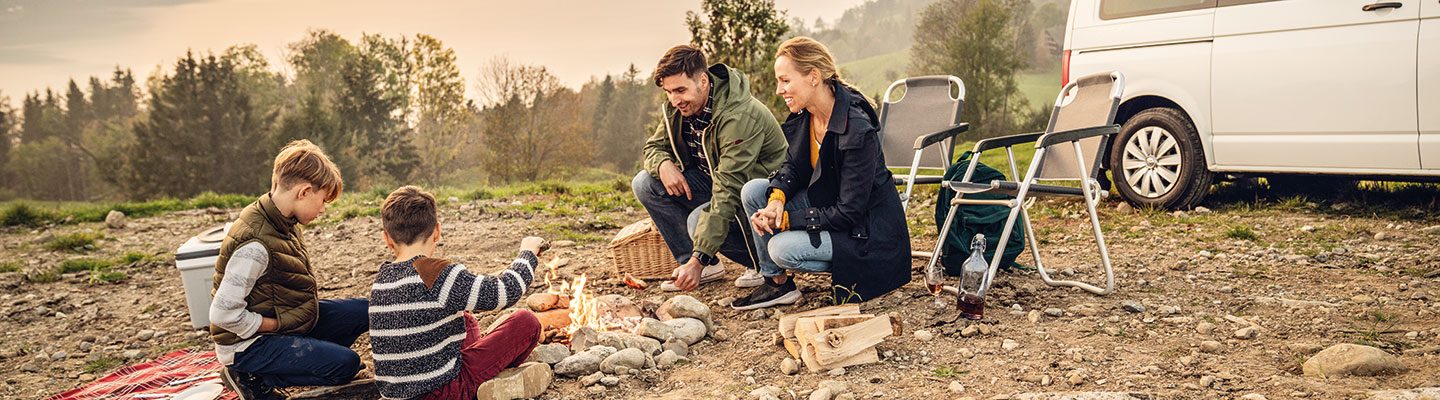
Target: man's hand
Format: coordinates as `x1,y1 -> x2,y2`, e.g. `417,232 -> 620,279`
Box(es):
520,236 -> 546,256
671,257 -> 704,291
658,160 -> 692,200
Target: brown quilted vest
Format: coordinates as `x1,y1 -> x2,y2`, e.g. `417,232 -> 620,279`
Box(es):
209,193 -> 319,345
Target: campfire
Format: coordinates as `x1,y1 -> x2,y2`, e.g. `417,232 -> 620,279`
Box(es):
529,258 -> 643,344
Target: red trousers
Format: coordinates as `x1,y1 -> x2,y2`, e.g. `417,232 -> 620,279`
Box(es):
422,310 -> 541,400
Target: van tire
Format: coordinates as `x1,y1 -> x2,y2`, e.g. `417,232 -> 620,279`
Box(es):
1108,107 -> 1211,210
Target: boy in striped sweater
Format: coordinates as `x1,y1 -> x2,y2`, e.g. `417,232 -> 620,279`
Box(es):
369,186 -> 550,399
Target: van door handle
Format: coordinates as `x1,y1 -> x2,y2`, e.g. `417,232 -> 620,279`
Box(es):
1361,2 -> 1402,11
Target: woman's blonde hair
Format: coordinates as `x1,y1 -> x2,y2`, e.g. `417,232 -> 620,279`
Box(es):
776,36 -> 871,105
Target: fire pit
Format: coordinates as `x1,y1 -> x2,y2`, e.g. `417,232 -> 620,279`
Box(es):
530,258 -> 644,344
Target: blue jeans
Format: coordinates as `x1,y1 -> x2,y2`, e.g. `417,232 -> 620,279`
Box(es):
230,298 -> 369,388
632,170 -> 757,269
741,178 -> 833,277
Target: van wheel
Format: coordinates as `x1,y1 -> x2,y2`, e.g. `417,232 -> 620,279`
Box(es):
1108,107 -> 1211,210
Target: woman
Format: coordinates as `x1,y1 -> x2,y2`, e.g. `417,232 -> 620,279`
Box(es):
731,37 -> 911,310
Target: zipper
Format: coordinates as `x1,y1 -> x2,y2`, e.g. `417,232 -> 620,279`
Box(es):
662,104 -> 685,171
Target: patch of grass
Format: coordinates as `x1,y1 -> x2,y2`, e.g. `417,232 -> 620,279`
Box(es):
0,261 -> 19,273
59,258 -> 114,274
1224,226 -> 1260,241
26,270 -> 59,283
90,270 -> 127,284
45,232 -> 103,252
931,364 -> 969,378
0,192 -> 252,228
83,356 -> 122,373
120,252 -> 154,264
0,203 -> 55,227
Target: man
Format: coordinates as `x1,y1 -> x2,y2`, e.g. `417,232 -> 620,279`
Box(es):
632,44 -> 787,291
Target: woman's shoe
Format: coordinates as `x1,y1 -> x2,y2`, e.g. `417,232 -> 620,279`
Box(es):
734,268 -> 765,288
731,278 -> 801,310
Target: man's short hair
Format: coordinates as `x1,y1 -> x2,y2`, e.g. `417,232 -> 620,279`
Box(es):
381,185 -> 438,245
654,44 -> 708,87
272,139 -> 343,202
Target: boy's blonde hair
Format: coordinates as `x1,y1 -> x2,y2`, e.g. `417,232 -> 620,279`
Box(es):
272,139 -> 343,202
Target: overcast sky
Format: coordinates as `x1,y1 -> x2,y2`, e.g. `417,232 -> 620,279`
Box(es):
0,0 -> 867,101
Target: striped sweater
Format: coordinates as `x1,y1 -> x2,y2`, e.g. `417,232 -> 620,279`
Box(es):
368,251 -> 538,399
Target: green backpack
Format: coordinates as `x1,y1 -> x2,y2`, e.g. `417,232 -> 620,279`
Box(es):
934,151 -> 1027,275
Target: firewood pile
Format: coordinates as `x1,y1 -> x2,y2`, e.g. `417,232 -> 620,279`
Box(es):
776,304 -> 902,372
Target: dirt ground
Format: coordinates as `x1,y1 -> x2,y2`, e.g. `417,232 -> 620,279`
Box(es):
2,184 -> 1438,399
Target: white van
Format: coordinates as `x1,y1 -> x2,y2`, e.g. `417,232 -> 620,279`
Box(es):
1062,0 -> 1440,209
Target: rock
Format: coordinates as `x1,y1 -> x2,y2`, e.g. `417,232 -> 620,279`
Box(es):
949,381 -> 965,393
1198,250 -> 1213,259
1300,225 -> 1315,233
579,371 -> 604,387
657,295 -> 713,331
956,347 -> 975,359
742,368 -> 755,376
818,380 -> 849,395
1370,388 -> 1440,400
1234,327 -> 1259,340
1199,341 -> 1224,354
746,309 -> 769,321
552,240 -> 576,248
663,317 -> 707,345
1199,375 -> 1216,388
655,350 -> 687,370
600,348 -> 649,374
50,351 -> 67,361
751,385 -> 783,399
913,329 -> 935,342
1121,301 -> 1146,313
525,293 -> 566,312
1240,394 -> 1266,400
827,367 -> 846,376
525,343 -> 570,365
1044,308 -> 1064,318
1027,310 -> 1042,323
1302,343 -> 1407,378
635,318 -> 675,342
1196,322 -> 1217,335
593,331 -> 662,356
1157,306 -> 1181,315
1116,203 -> 1133,213
474,362 -> 552,400
1351,295 -> 1375,304
661,338 -> 689,357
104,210 -> 126,229
1002,339 -> 1020,351
781,357 -> 801,375
1194,206 -> 1211,214
122,350 -> 144,360
810,388 -> 835,400
960,325 -> 980,337
135,329 -> 156,342
1067,370 -> 1086,386
554,351 -> 604,377
599,376 -> 620,386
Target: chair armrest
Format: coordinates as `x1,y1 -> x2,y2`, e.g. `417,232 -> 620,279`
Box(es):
973,131 -> 1043,153
911,123 -> 970,150
1037,125 -> 1120,148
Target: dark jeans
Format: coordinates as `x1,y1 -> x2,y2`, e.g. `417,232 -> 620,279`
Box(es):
230,298 -> 369,389
631,169 -> 756,269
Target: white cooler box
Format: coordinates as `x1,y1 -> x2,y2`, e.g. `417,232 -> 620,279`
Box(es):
175,224 -> 230,330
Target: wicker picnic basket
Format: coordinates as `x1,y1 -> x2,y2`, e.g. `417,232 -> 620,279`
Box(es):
608,218 -> 673,280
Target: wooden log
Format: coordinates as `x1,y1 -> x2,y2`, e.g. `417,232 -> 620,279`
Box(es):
795,315 -> 873,372
526,293 -> 567,312
783,338 -> 800,359
811,315 -> 895,366
779,304 -> 860,339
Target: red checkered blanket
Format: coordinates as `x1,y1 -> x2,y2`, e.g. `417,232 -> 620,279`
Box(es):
48,348 -> 238,400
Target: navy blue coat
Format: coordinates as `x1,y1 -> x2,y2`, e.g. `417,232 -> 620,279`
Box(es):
768,81 -> 912,302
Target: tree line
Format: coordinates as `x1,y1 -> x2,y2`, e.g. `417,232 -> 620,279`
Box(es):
0,0 -> 1055,202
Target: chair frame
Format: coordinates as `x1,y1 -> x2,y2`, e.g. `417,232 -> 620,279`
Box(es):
924,71 -> 1126,296
879,76 -> 971,212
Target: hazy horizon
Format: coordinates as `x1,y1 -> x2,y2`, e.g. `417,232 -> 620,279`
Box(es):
0,0 -> 866,101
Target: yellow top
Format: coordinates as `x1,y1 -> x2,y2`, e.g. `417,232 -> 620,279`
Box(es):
809,124 -> 821,168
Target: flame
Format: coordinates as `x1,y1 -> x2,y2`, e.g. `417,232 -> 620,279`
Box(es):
542,257 -> 600,336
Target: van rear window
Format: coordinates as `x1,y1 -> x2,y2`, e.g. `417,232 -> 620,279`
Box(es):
1100,0 -> 1216,20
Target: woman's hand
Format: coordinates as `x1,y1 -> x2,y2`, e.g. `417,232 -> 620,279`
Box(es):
751,200 -> 786,235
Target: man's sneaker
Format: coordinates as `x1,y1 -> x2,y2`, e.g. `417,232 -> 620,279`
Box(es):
734,268 -> 765,288
219,367 -> 281,400
731,277 -> 802,310
476,361 -> 552,400
660,263 -> 725,292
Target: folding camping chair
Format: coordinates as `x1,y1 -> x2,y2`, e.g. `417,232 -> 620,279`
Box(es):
877,76 -> 970,212
923,71 -> 1125,296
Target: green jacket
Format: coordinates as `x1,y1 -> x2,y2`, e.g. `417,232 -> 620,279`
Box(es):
642,64 -> 787,257
210,193 -> 319,345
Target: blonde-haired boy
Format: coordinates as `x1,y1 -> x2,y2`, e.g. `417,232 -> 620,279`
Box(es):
211,140 -> 368,400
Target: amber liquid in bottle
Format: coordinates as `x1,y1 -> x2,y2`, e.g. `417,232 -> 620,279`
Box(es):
957,293 -> 985,320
